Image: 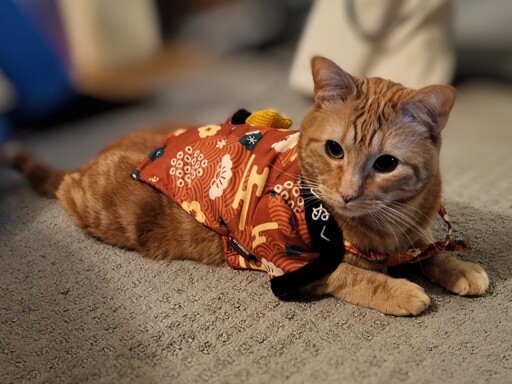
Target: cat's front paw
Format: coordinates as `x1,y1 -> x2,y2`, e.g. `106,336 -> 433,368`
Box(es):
443,262 -> 489,296
423,254 -> 489,296
380,279 -> 430,316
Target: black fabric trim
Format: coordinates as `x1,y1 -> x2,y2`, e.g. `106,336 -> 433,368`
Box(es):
270,179 -> 344,299
228,237 -> 257,262
231,109 -> 251,124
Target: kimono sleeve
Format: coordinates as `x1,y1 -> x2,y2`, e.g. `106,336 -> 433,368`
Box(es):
251,193 -> 319,278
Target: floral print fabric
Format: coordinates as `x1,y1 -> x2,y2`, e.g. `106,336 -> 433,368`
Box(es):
133,118 -> 315,279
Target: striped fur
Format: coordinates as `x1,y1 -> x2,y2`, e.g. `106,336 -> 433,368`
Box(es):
301,57 -> 487,314
5,56 -> 488,316
3,142 -> 69,198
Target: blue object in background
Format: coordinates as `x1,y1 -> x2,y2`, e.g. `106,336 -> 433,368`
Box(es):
0,115 -> 11,144
0,0 -> 76,122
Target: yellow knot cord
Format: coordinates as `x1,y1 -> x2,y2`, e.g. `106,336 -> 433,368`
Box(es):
246,109 -> 293,129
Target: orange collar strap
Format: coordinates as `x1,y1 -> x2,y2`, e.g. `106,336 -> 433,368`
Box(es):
344,206 -> 472,267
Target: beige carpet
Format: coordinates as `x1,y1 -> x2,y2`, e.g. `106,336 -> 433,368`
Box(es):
1,52 -> 511,383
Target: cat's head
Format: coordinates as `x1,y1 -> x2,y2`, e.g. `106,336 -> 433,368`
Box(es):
299,56 -> 456,219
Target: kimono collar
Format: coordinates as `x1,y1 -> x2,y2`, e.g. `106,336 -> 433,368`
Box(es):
270,181 -> 471,299
344,205 -> 471,267
270,182 -> 344,298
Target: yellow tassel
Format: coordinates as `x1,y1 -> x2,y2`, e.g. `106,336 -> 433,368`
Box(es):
246,109 -> 293,129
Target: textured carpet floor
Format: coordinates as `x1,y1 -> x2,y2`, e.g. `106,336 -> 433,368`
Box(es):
1,52 -> 511,384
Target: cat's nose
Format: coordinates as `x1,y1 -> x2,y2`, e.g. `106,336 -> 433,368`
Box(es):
341,193 -> 359,204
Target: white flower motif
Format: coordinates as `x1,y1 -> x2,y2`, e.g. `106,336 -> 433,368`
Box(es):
216,139 -> 227,149
209,154 -> 233,200
271,132 -> 299,153
197,125 -> 221,138
171,128 -> 187,136
261,258 -> 284,277
169,147 -> 208,186
273,180 -> 304,209
181,201 -> 206,223
247,136 -> 257,145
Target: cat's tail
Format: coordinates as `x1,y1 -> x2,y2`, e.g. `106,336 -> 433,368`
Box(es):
2,141 -> 69,198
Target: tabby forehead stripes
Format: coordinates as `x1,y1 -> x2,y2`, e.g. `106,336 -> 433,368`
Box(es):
345,79 -> 411,149
344,125 -> 356,147
369,130 -> 383,153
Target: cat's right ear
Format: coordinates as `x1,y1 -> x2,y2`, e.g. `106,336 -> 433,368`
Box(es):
311,56 -> 357,105
401,84 -> 456,135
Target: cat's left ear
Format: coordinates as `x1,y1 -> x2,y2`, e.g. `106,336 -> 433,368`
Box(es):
311,56 -> 357,104
401,85 -> 456,135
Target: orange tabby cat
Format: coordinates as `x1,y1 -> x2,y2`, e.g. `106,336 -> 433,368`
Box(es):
6,56 -> 488,316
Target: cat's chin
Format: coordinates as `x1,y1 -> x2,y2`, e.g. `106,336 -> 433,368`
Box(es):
335,205 -> 375,219
324,195 -> 383,219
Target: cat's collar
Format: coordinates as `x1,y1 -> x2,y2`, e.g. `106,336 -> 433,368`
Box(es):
297,180 -> 471,267
344,205 -> 471,267
270,182 -> 471,299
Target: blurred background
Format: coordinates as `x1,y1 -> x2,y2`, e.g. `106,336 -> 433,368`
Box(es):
0,0 -> 511,167
1,4 -> 511,382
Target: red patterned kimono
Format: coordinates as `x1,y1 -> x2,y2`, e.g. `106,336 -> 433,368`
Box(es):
133,111 -> 470,297
133,116 -> 318,284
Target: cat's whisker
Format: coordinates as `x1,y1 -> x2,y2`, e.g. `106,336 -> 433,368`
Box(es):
261,161 -> 325,196
260,162 -> 301,183
263,161 -> 311,186
380,206 -> 435,247
380,207 -> 422,240
387,205 -> 440,255
383,205 -> 442,263
378,207 -> 417,251
370,211 -> 410,262
385,205 -> 442,254
302,194 -> 329,209
368,209 -> 400,252
383,205 -> 435,244
387,201 -> 436,227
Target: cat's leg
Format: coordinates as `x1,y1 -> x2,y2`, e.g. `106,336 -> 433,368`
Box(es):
308,263 -> 430,316
421,252 -> 488,296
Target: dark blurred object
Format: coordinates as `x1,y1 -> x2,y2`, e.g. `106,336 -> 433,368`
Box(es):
0,0 -> 75,126
0,112 -> 12,144
175,0 -> 287,52
155,0 -> 235,36
0,0 -> 220,133
58,0 -> 208,102
15,0 -> 71,66
454,0 -> 512,80
154,0 -> 193,36
0,0 -> 313,135
158,0 -> 312,51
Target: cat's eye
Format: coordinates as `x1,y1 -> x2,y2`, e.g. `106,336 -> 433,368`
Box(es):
373,155 -> 398,173
325,140 -> 344,159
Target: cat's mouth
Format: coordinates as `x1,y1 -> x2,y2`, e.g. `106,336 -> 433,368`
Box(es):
329,198 -> 382,218
316,187 -> 383,218
338,204 -> 378,218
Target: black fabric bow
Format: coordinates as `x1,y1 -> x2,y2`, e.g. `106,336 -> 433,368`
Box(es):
270,180 -> 345,299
